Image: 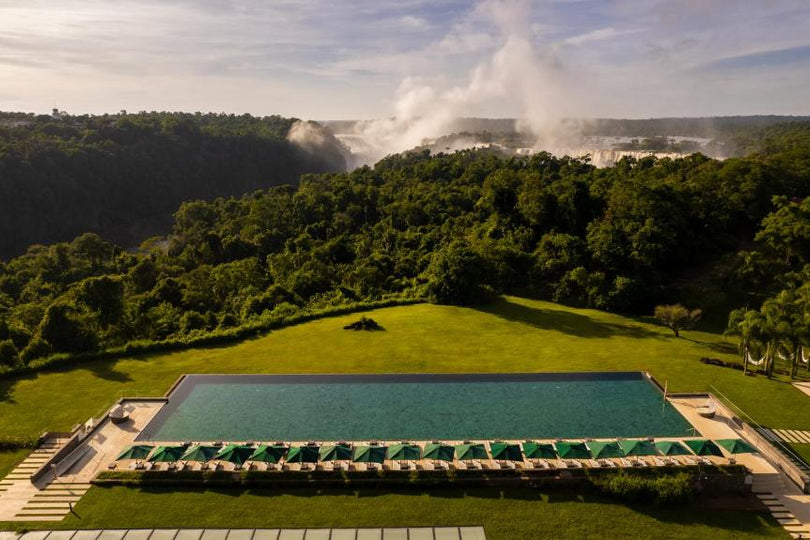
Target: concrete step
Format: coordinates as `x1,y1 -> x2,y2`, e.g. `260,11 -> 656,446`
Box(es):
777,519 -> 803,526
24,503 -> 73,509
15,508 -> 71,516
8,516 -> 63,521
33,494 -> 83,500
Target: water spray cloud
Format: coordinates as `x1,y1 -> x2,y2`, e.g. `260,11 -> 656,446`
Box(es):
345,0 -> 574,166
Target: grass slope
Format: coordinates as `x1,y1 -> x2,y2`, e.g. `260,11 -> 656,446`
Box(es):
2,297 -> 809,439
0,487 -> 787,540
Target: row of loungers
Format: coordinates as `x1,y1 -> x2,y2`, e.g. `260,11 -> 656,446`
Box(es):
119,454 -> 718,473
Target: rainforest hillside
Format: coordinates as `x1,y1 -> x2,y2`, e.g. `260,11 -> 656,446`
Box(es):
0,123 -> 809,370
0,112 -> 349,259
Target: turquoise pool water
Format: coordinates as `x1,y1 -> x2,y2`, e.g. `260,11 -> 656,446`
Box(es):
138,373 -> 697,442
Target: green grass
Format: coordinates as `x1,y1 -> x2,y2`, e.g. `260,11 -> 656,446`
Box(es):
0,486 -> 787,539
0,448 -> 28,479
1,296 -> 809,440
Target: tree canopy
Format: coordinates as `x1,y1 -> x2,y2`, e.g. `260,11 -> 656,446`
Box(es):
1,123 -> 809,371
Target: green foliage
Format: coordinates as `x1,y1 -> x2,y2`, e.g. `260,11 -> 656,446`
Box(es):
654,304 -> 703,337
0,339 -> 19,367
0,112 -> 348,259
1,125 -> 810,368
592,471 -> 694,505
423,241 -> 487,304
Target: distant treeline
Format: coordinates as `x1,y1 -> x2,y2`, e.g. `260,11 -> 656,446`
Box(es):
0,112 -> 349,259
1,123 -> 809,370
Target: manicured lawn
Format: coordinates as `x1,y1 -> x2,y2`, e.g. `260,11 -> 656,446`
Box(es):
0,449 -> 27,479
0,486 -> 788,539
1,296 -> 809,440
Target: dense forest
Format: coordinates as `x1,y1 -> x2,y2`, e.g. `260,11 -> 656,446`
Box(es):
0,122 -> 809,372
0,112 -> 350,258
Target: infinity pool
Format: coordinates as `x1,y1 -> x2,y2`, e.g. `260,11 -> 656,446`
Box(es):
137,373 -> 697,442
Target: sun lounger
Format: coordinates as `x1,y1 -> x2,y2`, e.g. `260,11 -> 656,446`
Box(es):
588,459 -> 601,468
108,462 -> 117,470
699,457 -> 711,465
167,462 -> 177,471
653,457 -> 667,467
390,461 -> 400,471
619,458 -> 632,468
567,460 -> 583,468
556,460 -> 568,469
456,461 -> 467,470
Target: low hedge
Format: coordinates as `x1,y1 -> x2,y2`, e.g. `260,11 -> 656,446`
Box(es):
0,437 -> 41,451
591,471 -> 694,504
94,464 -> 746,504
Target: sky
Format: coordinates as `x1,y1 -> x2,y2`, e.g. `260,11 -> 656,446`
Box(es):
1,0 -> 809,120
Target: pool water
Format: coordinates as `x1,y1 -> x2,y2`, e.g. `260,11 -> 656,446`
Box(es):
138,373 -> 697,442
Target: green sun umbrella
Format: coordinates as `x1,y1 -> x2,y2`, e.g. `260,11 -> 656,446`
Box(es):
684,439 -> 723,457
522,442 -> 557,459
116,445 -> 153,461
715,439 -> 757,455
489,442 -> 523,461
214,444 -> 255,465
179,445 -> 218,462
286,445 -> 320,463
148,444 -> 187,462
588,441 -> 625,459
618,440 -> 660,456
250,445 -> 289,463
387,444 -> 422,461
352,445 -> 387,464
319,443 -> 352,462
554,442 -> 591,459
455,443 -> 488,461
423,443 -> 455,461
655,441 -> 692,456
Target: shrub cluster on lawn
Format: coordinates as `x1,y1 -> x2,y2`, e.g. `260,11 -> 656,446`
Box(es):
591,471 -> 695,504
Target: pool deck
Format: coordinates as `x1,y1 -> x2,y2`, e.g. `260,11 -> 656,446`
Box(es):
0,401 -> 164,522
671,395 -> 810,538
5,390 -> 810,538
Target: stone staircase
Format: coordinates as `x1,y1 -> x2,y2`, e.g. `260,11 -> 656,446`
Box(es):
753,473 -> 810,538
755,427 -> 810,476
0,436 -> 91,522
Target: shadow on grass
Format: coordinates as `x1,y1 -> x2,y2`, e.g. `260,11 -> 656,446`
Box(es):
472,298 -> 662,340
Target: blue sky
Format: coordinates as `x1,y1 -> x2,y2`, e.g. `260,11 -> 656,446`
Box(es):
0,0 -> 808,119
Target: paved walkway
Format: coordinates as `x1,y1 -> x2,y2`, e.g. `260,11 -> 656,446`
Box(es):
0,436 -> 90,522
0,402 -> 164,522
0,529 -> 486,540
672,396 -> 810,539
761,427 -> 810,446
794,383 -> 810,399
